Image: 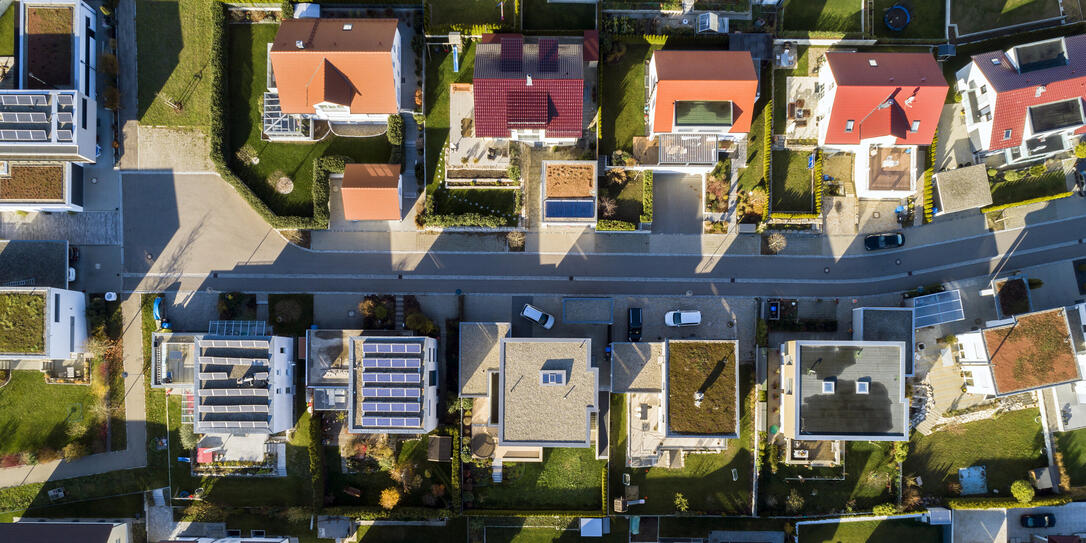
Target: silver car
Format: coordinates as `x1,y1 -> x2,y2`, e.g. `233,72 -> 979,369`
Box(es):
520,304 -> 555,329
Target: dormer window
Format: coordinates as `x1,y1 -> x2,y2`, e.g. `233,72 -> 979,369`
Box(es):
541,370 -> 565,386
868,59 -> 878,67
911,120 -> 920,132
822,378 -> 835,394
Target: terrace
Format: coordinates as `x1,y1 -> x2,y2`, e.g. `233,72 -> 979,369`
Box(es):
446,84 -> 512,183
982,308 -> 1079,396
783,76 -> 818,141
866,146 -> 915,193
23,5 -> 73,90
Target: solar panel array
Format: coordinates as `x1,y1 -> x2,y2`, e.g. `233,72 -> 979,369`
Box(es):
199,388 -> 269,397
361,401 -> 420,413
0,112 -> 48,123
362,343 -> 422,354
544,199 -> 595,220
913,289 -> 966,328
362,358 -> 421,369
500,38 -> 523,72
201,338 -> 270,350
0,130 -> 48,141
208,320 -> 267,337
539,39 -> 559,72
57,94 -> 74,106
361,372 -> 421,384
361,387 -> 421,398
0,94 -> 48,106
359,417 -> 421,428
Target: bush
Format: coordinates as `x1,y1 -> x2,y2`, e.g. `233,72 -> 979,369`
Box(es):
981,192 -> 1073,213
947,495 -> 1070,509
640,171 -> 654,223
309,413 -> 325,511
596,219 -> 636,231
507,164 -> 521,181
872,503 -> 898,515
280,0 -> 293,19
785,488 -> 804,513
892,441 -> 908,464
387,114 -> 404,146
1028,164 -> 1047,177
1076,141 -> 1086,159
1011,480 -> 1035,503
755,319 -> 768,347
179,424 -> 199,451
673,493 -> 689,513
380,487 -> 402,510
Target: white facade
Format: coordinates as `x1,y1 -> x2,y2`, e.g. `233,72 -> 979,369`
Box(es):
956,331 -> 998,395
0,287 -> 86,360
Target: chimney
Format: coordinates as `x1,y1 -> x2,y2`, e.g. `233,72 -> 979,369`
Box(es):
526,74 -> 533,86
1035,85 -> 1046,98
342,23 -> 353,31
296,40 -> 305,49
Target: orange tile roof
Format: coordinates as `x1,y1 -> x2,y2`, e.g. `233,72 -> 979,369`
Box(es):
651,51 -> 759,134
341,164 -> 401,221
269,18 -> 399,115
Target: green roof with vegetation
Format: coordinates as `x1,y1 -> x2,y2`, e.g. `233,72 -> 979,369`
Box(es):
667,341 -> 737,435
0,293 -> 46,354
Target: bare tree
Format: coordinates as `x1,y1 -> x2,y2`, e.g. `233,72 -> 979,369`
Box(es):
766,232 -> 787,254
598,197 -> 618,218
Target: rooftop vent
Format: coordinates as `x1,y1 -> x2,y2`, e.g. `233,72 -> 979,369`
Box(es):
991,58 -> 1001,65
295,40 -> 305,49
868,59 -> 878,67
526,74 -> 533,87
342,23 -> 352,30
822,379 -> 835,394
856,380 -> 870,395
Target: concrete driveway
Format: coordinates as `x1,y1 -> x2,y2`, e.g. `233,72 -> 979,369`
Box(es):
652,173 -> 703,234
1006,502 -> 1086,541
952,509 -> 1007,543
935,103 -> 974,171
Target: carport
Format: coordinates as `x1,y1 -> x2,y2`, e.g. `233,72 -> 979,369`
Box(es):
651,173 -> 703,234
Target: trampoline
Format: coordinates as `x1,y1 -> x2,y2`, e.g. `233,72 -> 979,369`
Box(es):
884,4 -> 911,32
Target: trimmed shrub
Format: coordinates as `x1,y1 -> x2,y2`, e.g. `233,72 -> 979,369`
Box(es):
981,192 -> 1073,213
640,171 -> 654,223
872,503 -> 897,515
1010,480 -> 1035,503
279,0 -> 293,19
923,168 -> 934,223
1076,141 -> 1086,159
309,412 -> 325,512
947,495 -> 1070,509
387,114 -> 404,146
596,219 -> 637,231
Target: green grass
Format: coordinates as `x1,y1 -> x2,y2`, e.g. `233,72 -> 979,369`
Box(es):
136,0 -> 214,127
428,187 -> 521,224
781,0 -> 862,34
358,519 -> 466,543
617,364 -> 755,515
905,408 -> 1046,496
427,0 -> 506,31
228,23 -> 393,217
989,170 -> 1068,206
0,5 -> 14,57
269,294 -> 314,337
771,150 -> 815,212
600,42 -> 654,155
952,0 -> 1062,35
772,46 -> 809,135
760,441 -> 896,514
523,0 -> 596,31
472,448 -> 605,511
874,0 -> 947,39
799,519 -> 944,543
667,342 -> 737,436
87,295 -> 127,452
659,517 -> 789,537
0,293 -> 45,353
737,66 -> 771,194
598,170 -> 644,225
0,371 -> 100,456
1057,428 -> 1086,486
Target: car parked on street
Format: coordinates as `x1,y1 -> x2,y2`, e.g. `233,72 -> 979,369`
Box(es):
664,310 -> 701,327
627,307 -> 643,342
520,304 -> 555,329
864,232 -> 905,251
1020,513 -> 1055,528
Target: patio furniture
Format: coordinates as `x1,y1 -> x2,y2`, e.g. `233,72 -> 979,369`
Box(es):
788,102 -> 796,119
796,98 -> 805,108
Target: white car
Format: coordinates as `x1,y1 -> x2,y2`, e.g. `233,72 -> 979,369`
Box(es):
520,304 -> 555,329
665,310 -> 701,327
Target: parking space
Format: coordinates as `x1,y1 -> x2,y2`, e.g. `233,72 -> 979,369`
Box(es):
1005,503 -> 1086,541
652,174 -> 704,234
71,245 -> 123,294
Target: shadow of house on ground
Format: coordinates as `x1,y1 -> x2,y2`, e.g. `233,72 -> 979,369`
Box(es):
134,0 -> 183,119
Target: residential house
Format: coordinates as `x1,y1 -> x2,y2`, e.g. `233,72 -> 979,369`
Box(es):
163,536 -> 291,543
956,306 -> 1083,397
611,340 -> 740,469
338,163 -> 402,221
459,323 -> 600,467
956,34 -> 1086,166
0,0 -> 98,211
472,34 -> 584,145
266,18 -> 400,139
0,287 -> 86,362
778,340 -> 908,464
304,330 -> 439,435
852,307 -> 915,376
0,521 -> 129,543
647,50 -> 759,140
815,52 -> 948,198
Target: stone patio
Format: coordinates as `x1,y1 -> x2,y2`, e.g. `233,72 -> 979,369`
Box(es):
447,85 -> 510,174
784,76 -> 818,141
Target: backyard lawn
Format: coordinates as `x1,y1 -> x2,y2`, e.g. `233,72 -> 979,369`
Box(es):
524,0 -> 596,31
483,521 -> 627,543
229,23 -> 393,217
600,42 -> 654,155
874,0 -> 947,39
905,408 -> 1046,496
137,0 -> 214,127
0,371 -> 100,456
327,435 -> 452,508
989,170 -> 1068,207
0,5 -> 14,57
772,46 -> 809,136
427,0 -> 506,32
1056,428 -> 1086,486
771,150 -> 816,212
597,169 -> 644,227
737,92 -> 768,193
357,519 -> 466,543
269,294 -> 314,337
799,519 -> 943,543
760,440 -> 896,514
781,0 -> 862,34
952,0 -> 1062,35
471,448 -> 605,511
617,365 -> 755,515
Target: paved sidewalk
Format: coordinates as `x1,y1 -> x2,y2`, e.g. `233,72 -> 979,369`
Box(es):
0,296 -> 148,488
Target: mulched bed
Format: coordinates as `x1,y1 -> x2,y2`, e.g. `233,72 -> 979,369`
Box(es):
2,166 -> 64,200
26,7 -> 73,89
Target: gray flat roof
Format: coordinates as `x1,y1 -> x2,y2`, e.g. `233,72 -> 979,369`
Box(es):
459,322 -> 510,397
796,341 -> 906,439
0,240 -> 67,288
856,308 -> 915,375
934,165 -> 993,214
306,329 -> 360,387
610,342 -> 664,393
501,338 -> 597,446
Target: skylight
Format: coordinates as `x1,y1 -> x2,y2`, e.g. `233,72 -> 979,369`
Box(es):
1029,99 -> 1085,133
541,370 -> 565,386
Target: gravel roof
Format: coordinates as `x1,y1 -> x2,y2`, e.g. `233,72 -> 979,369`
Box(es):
934,165 -> 993,214
459,322 -> 510,396
501,338 -> 597,445
611,342 -> 664,393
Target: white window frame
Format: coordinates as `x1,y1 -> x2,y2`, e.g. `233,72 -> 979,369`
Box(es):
540,370 -> 565,386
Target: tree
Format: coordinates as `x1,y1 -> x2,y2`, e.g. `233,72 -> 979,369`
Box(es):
179,423 -> 199,450
103,86 -> 121,111
892,441 -> 909,464
598,196 -> 617,218
766,232 -> 786,254
1011,479 -> 1035,503
279,0 -> 293,19
673,493 -> 689,513
1076,141 -> 1086,159
379,487 -> 401,510
784,489 -> 804,514
386,114 -> 404,146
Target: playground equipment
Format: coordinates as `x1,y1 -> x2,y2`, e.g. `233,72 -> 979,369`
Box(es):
884,4 -> 911,32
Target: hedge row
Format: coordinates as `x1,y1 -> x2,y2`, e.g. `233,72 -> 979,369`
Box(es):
597,219 -> 637,231
928,128 -> 938,168
644,34 -> 668,46
813,149 -> 824,215
448,426 -> 462,514
947,495 -> 1071,510
308,412 -> 324,512
640,171 -> 654,223
770,212 -> 820,220
423,213 -> 512,228
922,168 -> 934,223
323,505 -> 451,520
463,509 -> 606,517
981,191 -> 1073,214
599,467 -> 607,514
207,2 -> 327,230
762,100 -> 773,187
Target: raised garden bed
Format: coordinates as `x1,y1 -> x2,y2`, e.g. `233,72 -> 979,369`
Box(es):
706,160 -> 730,213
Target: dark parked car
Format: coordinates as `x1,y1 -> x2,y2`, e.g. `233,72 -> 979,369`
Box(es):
627,307 -> 643,342
1020,513 -> 1055,528
864,232 -> 905,251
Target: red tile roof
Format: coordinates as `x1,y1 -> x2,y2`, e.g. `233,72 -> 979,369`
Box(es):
341,164 -> 401,221
823,52 -> 948,146
269,19 -> 399,115
970,35 -> 1086,151
650,50 -> 759,134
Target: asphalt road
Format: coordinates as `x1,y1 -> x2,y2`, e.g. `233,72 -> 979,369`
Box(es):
125,212 -> 1086,298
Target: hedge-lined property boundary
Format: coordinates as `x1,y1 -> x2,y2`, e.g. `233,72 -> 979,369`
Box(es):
207,2 -> 329,230
946,495 -> 1071,509
596,219 -> 637,231
813,149 -> 823,215
769,212 -> 820,220
639,171 -> 654,223
922,168 -> 934,223
762,100 -> 773,186
981,191 -> 1073,214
